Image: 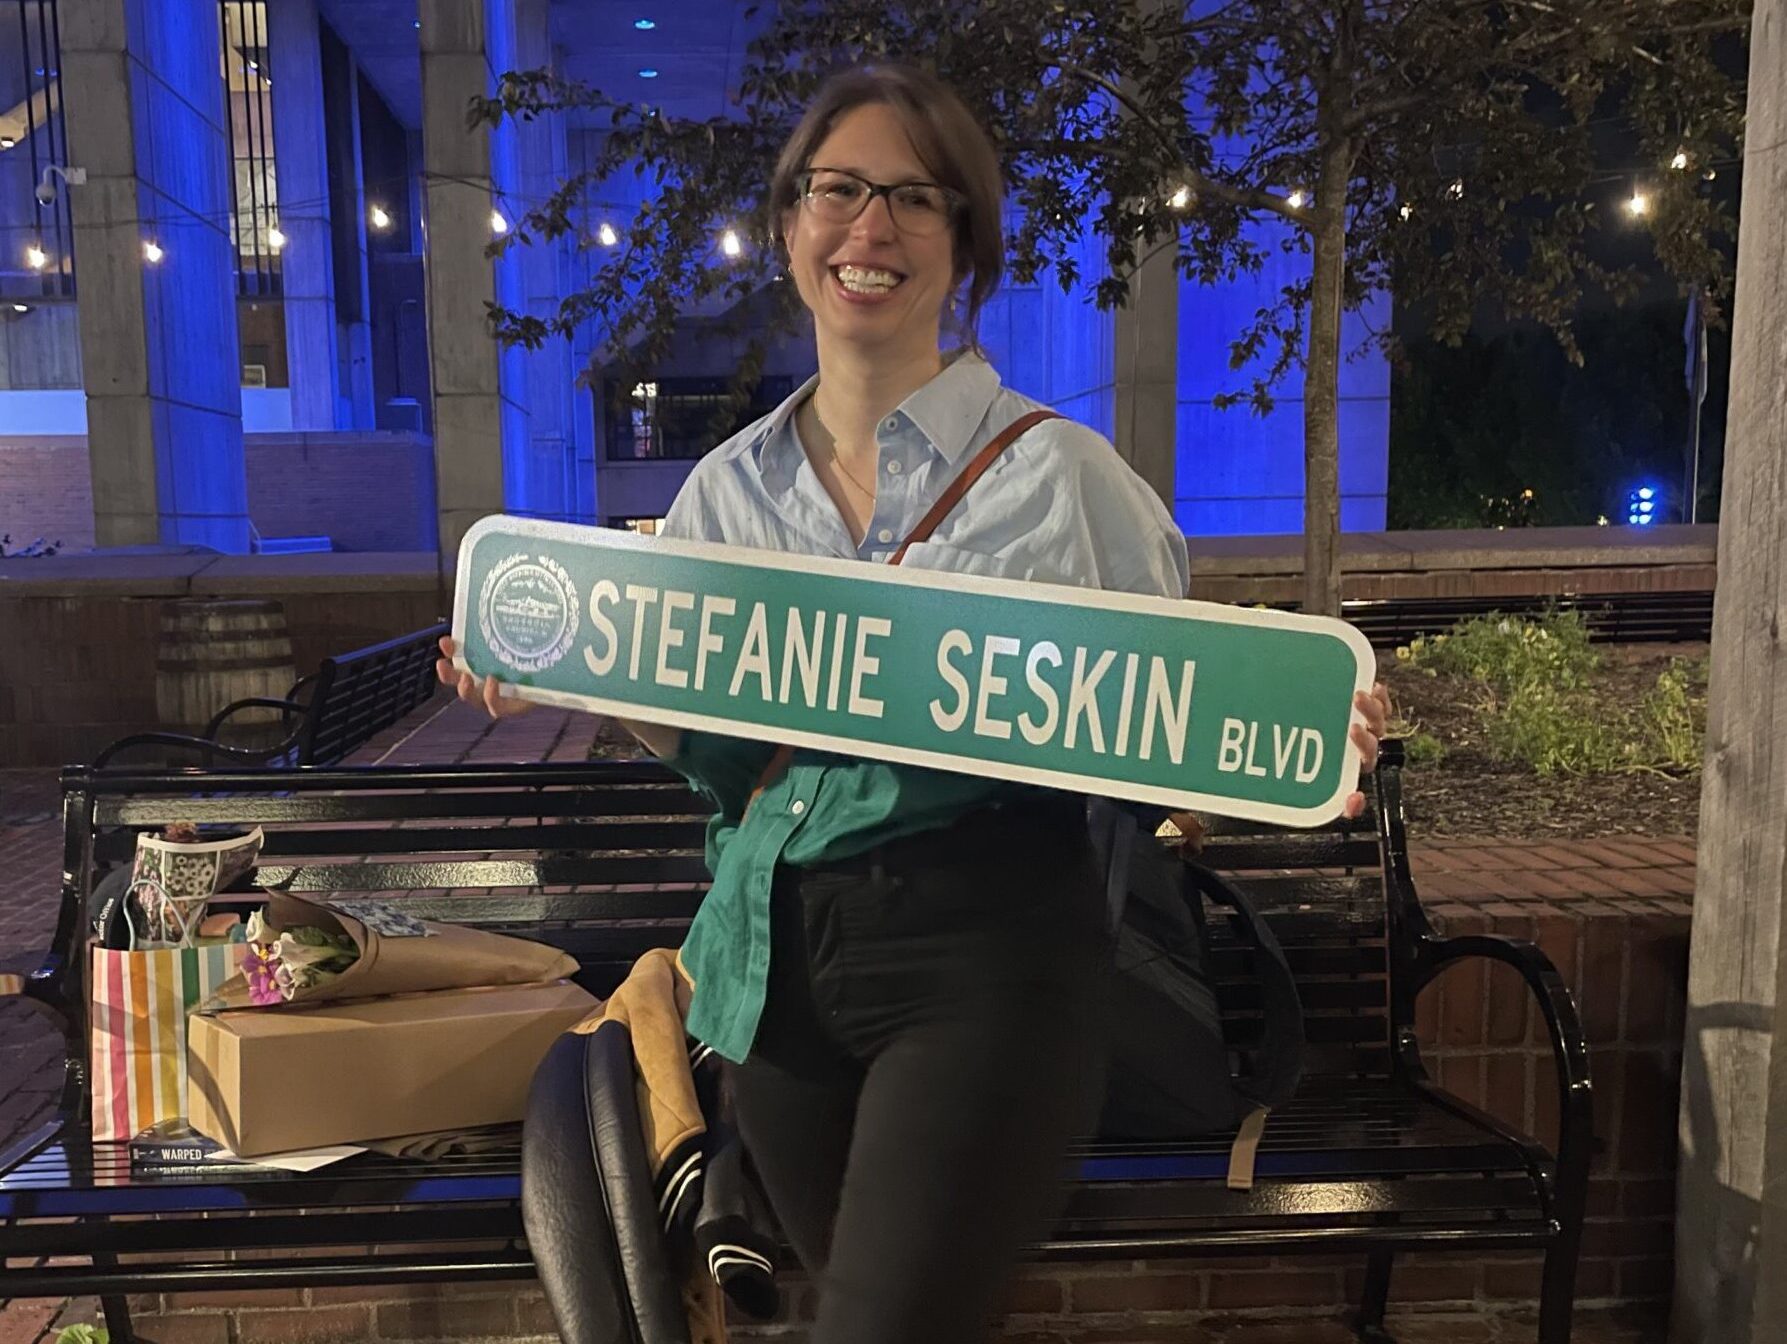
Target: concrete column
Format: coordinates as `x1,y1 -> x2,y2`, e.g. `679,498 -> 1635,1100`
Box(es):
513,0 -> 575,521
60,0 -> 250,552
1113,238 -> 1179,511
420,0 -> 527,569
317,26 -> 374,429
266,0 -> 340,430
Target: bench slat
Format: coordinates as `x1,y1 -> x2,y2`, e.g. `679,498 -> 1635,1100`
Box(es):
258,822 -> 708,857
93,787 -> 707,826
257,856 -> 713,891
1201,835 -> 1382,869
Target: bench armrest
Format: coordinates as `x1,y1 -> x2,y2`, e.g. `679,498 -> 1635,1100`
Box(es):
1413,933 -> 1594,1222
1416,933 -> 1592,1117
203,696 -> 310,740
0,951 -> 68,1030
90,729 -> 296,770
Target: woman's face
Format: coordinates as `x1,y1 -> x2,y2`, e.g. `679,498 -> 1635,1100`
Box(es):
782,102 -> 960,357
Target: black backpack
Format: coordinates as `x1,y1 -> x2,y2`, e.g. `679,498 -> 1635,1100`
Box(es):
1086,799 -> 1305,1142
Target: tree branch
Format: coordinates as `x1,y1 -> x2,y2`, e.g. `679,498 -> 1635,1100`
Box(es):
1048,61 -> 1305,222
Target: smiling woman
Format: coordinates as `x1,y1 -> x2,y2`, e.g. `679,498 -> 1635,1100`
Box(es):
441,61 -> 1383,1344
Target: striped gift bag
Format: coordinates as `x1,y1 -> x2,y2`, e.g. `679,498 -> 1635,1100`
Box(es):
89,942 -> 238,1142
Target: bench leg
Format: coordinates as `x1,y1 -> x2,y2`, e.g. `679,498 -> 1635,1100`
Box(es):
1538,1231 -> 1581,1344
100,1293 -> 137,1344
1352,1249 -> 1396,1343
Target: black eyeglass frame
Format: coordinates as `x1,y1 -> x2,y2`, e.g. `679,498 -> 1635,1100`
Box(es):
793,167 -> 967,232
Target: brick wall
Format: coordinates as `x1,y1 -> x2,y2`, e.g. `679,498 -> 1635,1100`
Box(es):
0,436 -> 96,553
245,433 -> 438,552
0,432 -> 438,553
0,588 -> 445,766
80,865 -> 1688,1342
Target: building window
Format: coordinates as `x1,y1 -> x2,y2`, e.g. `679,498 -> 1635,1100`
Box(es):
220,1 -> 281,298
603,375 -> 794,462
2,0 -> 75,299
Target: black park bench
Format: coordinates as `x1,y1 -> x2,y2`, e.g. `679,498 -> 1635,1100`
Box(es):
90,622 -> 449,770
0,740 -> 1591,1344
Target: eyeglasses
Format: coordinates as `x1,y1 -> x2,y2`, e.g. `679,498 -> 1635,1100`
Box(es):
794,168 -> 965,237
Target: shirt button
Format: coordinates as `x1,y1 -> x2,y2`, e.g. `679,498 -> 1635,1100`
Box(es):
885,459 -> 902,476
791,799 -> 806,815
876,528 -> 894,544
883,417 -> 898,433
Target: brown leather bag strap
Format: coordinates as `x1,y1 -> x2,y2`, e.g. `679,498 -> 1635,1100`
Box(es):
746,407 -> 1064,810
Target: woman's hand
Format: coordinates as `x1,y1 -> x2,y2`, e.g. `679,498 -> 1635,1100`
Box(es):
435,635 -> 538,720
1341,681 -> 1393,820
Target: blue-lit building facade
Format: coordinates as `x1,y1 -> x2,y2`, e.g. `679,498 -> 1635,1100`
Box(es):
0,0 -> 1388,562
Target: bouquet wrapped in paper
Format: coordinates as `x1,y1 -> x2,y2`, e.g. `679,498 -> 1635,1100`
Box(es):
202,891 -> 580,1011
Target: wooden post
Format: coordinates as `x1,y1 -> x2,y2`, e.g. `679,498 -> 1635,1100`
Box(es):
1673,2 -> 1787,1340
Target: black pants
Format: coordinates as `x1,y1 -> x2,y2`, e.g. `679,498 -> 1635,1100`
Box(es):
729,798 -> 1112,1344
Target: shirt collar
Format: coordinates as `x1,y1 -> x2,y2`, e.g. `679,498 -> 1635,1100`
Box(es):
746,351 -> 1004,484
897,352 -> 1003,464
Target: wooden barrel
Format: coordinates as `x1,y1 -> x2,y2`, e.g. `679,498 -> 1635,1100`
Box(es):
155,599 -> 298,749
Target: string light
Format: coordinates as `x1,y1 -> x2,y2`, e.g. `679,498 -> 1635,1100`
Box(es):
11,303 -> 27,313
1670,150 -> 1689,171
25,244 -> 46,270
490,210 -> 508,236
1445,179 -> 1465,201
267,227 -> 286,251
1168,185 -> 1191,210
1626,190 -> 1650,217
142,239 -> 163,263
369,205 -> 392,230
597,222 -> 618,246
1398,202 -> 1414,220
1285,189 -> 1308,209
720,229 -> 742,257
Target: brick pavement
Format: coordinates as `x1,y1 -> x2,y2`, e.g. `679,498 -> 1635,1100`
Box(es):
0,698 -> 1692,1342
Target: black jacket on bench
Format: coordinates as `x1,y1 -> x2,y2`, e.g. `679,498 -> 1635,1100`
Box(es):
521,952 -> 778,1344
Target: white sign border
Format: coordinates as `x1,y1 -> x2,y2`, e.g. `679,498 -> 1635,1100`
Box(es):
453,514 -> 1378,829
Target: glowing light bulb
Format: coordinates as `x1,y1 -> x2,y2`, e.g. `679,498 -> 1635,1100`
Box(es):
598,222 -> 618,246
370,205 -> 392,230
720,229 -> 742,258
267,227 -> 286,250
142,239 -> 163,263
1168,185 -> 1191,210
1626,191 -> 1650,217
1285,189 -> 1308,209
490,211 -> 508,236
25,244 -> 47,270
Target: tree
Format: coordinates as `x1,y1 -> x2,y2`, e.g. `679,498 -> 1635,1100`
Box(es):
476,0 -> 1746,615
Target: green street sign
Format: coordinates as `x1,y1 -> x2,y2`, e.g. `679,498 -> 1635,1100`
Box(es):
452,517 -> 1376,827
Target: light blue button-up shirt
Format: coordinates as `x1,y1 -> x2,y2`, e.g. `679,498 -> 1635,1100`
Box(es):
658,351 -> 1190,1061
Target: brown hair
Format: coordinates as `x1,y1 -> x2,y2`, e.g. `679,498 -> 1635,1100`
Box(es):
767,64 -> 1005,345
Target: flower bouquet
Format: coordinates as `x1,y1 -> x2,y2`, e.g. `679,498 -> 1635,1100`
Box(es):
240,910 -> 360,1005
202,892 -> 579,1012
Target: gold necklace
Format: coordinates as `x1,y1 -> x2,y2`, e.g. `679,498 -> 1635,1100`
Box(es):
805,400 -> 877,500
829,444 -> 878,500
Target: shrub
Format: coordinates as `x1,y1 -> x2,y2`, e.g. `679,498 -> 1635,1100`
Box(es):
1397,611 -> 1706,777
1401,730 -> 1447,769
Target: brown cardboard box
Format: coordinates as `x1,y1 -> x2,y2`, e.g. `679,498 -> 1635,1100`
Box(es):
187,980 -> 597,1156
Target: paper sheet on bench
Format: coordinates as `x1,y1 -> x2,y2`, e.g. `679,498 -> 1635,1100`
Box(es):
210,1144 -> 364,1172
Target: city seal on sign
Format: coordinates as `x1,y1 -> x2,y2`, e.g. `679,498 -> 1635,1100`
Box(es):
478,551 -> 580,676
